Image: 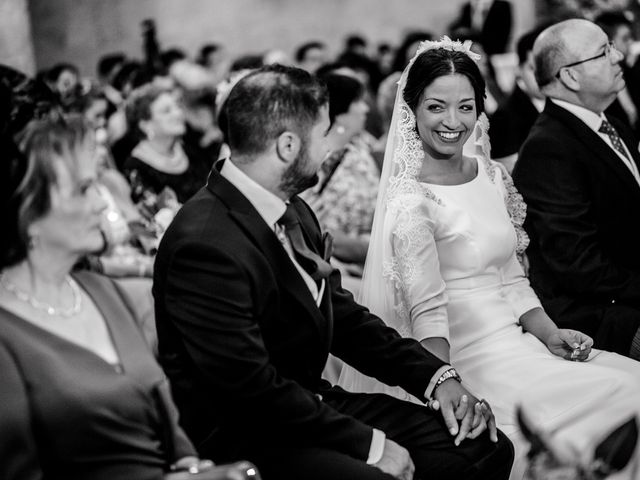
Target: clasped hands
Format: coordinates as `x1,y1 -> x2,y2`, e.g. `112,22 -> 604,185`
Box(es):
373,379 -> 498,480
545,328 -> 593,362
431,378 -> 499,446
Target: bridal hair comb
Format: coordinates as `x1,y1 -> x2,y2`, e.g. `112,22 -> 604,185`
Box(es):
414,36 -> 481,63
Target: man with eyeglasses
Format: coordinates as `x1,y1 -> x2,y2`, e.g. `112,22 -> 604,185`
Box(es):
513,19 -> 640,362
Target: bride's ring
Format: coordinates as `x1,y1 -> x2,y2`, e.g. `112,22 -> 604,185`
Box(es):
427,399 -> 440,411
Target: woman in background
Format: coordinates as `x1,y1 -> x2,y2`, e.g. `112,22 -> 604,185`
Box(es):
301,72 -> 379,292
124,83 -> 209,205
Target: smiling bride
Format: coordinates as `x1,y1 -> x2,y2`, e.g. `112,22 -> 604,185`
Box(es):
338,38 -> 640,479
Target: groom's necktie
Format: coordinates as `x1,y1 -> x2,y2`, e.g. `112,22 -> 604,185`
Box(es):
278,204 -> 332,282
599,119 -> 630,161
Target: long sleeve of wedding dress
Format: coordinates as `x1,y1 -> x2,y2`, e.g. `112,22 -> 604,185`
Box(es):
388,192 -> 449,342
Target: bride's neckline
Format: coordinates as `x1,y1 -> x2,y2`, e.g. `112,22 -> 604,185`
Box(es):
419,156 -> 480,187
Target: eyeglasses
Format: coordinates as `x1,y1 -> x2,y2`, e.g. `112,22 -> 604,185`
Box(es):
554,41 -> 618,79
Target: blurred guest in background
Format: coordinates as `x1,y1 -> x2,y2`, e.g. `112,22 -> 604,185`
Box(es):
124,83 -> 209,205
41,62 -> 81,108
197,42 -> 230,85
229,54 -> 265,73
390,31 -> 434,74
301,73 -> 378,293
450,29 -> 507,114
294,41 -> 329,74
96,52 -> 127,116
108,60 -> 156,168
182,86 -> 223,170
70,87 -> 156,279
373,70 -> 401,171
450,0 -> 513,55
340,34 -> 368,57
490,27 -> 546,172
375,42 -> 395,77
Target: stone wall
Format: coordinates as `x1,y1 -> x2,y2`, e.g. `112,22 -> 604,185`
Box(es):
0,0 -> 36,74
26,0 -> 536,76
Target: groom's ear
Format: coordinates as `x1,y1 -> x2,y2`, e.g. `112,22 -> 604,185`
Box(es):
275,131 -> 301,164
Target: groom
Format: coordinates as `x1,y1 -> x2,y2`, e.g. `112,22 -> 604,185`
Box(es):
154,64 -> 513,480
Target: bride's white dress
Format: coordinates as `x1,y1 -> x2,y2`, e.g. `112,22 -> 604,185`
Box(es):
339,154 -> 640,478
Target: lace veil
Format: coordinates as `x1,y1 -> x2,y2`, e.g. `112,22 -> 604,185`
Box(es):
338,38 -> 528,395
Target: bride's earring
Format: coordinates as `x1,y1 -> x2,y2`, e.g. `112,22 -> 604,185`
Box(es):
336,125 -> 346,135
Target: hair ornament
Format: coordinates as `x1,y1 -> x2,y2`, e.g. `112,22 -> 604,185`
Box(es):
414,36 -> 481,63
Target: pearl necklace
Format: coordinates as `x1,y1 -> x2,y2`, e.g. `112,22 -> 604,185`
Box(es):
0,273 -> 82,317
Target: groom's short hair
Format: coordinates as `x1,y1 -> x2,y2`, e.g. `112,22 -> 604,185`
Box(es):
224,64 -> 328,156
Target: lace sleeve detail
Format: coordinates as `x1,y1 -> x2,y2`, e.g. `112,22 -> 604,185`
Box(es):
382,195 -> 449,341
483,158 -> 529,267
493,160 -> 529,265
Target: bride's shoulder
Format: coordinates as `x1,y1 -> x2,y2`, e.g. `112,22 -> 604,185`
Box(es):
476,154 -> 512,185
389,189 -> 434,210
387,190 -> 438,228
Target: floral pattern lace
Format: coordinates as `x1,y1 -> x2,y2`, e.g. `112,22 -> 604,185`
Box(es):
383,195 -> 434,338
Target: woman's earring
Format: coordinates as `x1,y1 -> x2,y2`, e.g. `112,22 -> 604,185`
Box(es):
336,125 -> 346,135
28,234 -> 39,250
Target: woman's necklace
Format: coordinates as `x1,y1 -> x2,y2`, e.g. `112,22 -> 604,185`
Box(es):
0,273 -> 82,317
139,140 -> 188,174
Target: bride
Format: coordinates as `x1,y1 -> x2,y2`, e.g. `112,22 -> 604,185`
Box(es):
338,38 -> 640,479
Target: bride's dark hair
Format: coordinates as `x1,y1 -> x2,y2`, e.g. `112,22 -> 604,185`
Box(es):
403,47 -> 486,115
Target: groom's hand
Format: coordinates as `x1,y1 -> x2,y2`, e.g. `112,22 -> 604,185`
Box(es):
433,379 -> 498,446
373,438 -> 415,480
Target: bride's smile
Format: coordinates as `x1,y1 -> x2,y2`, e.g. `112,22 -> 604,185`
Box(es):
415,73 -> 477,160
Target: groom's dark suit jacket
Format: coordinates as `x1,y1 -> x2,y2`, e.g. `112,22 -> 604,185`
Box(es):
513,100 -> 640,350
153,162 -> 446,462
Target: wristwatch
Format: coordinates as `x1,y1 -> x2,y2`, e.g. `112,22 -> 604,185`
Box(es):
433,367 -> 462,392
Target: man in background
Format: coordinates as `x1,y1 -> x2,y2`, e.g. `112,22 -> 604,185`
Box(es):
514,19 -> 640,360
489,27 -> 545,172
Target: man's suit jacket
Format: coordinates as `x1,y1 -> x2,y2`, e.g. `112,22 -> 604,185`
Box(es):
489,84 -> 540,159
153,163 -> 446,462
451,0 -> 512,55
513,100 -> 640,338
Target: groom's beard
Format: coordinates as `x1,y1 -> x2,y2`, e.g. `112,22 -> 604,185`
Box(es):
279,143 -> 319,197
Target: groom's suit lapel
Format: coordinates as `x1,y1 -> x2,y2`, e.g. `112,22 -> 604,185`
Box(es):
546,101 -> 640,193
206,166 -> 327,335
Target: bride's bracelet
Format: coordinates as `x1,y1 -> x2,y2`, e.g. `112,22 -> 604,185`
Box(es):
433,367 -> 462,391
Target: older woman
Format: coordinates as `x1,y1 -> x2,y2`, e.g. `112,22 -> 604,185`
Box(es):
0,114 -> 215,479
124,83 -> 210,204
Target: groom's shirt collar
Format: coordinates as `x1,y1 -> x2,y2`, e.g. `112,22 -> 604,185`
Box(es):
220,158 -> 286,228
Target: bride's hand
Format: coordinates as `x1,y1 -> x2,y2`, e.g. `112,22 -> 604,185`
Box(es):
545,329 -> 593,361
433,380 -> 498,445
